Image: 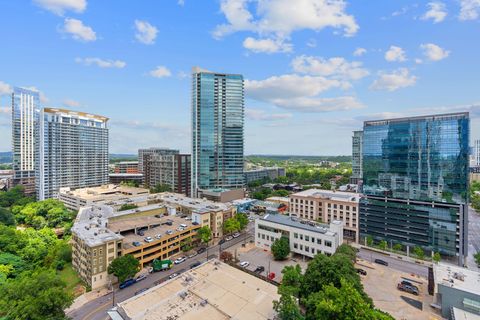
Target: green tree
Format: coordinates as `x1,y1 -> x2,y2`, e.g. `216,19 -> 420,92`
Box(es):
271,237 -> 290,260
0,186 -> 33,208
432,252 -> 441,263
107,254 -> 140,283
474,252 -> 480,266
0,269 -> 73,320
180,238 -> 194,252
273,189 -> 289,197
413,246 -> 425,260
235,213 -> 249,231
0,253 -> 27,278
196,226 -> 212,244
273,285 -> 305,320
282,265 -> 303,296
150,184 -> 172,193
393,243 -> 402,252
303,278 -> 393,320
335,244 -> 357,262
366,236 -> 373,247
119,203 -> 138,211
0,207 -> 15,226
379,240 -> 388,251
11,199 -> 74,229
223,218 -> 240,234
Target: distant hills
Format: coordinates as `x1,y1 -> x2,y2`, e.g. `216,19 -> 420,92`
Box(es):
0,152 -> 138,163
0,152 -> 12,163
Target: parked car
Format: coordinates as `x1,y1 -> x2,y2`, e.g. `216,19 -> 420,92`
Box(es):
138,230 -> 145,236
190,261 -> 201,269
119,278 -> 136,289
169,273 -> 178,279
132,241 -> 142,247
155,234 -> 162,239
232,232 -> 240,238
177,227 -> 184,231
188,252 -> 198,258
397,283 -> 419,295
154,214 -> 163,218
374,259 -> 389,266
166,220 -> 173,226
180,223 -> 187,228
184,217 -> 192,221
197,247 -> 206,254
174,257 -> 187,264
239,261 -> 250,268
136,274 -> 147,281
192,222 -> 199,225
225,236 -> 233,241
144,236 -> 153,243
218,239 -> 226,245
401,280 -> 418,291
356,268 -> 367,276
166,230 -> 173,235
254,266 -> 265,273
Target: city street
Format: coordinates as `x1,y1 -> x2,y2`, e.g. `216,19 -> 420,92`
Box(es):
467,206 -> 480,271
68,229 -> 254,320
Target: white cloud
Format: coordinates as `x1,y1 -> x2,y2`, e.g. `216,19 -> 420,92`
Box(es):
75,57 -> 126,68
33,0 -> 86,15
243,37 -> 292,53
149,66 -> 172,78
213,0 -> 358,51
421,2 -> 447,23
420,43 -> 450,61
353,47 -> 367,56
415,58 -> 423,64
62,18 -> 96,42
0,81 -> 12,96
292,55 -> 369,80
245,74 -> 363,112
0,107 -> 11,114
178,0 -> 185,6
245,108 -> 292,121
385,46 -> 407,62
459,0 -> 480,20
63,99 -> 80,108
134,20 -> 158,45
370,68 -> 417,91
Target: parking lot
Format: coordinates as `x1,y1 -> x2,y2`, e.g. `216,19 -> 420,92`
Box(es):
229,244 -> 309,282
356,258 -> 440,320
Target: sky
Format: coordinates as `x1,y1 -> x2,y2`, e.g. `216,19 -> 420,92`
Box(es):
0,0 -> 479,155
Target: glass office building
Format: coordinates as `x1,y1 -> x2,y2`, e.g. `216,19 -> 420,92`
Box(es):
12,87 -> 40,196
359,113 -> 469,264
191,67 -> 244,197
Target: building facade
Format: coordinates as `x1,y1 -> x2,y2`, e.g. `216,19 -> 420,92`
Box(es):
36,108 -> 109,200
255,214 -> 344,258
114,161 -> 139,174
191,67 -> 245,197
244,167 -> 286,184
143,153 -> 191,196
360,113 -> 469,264
138,148 -> 178,174
11,87 -> 40,196
351,130 -> 363,184
474,139 -> 480,167
289,189 -> 360,242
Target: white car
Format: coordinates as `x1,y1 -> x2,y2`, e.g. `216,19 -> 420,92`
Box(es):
177,227 -> 184,231
184,217 -> 192,221
239,261 -> 250,268
169,273 -> 178,279
225,236 -> 233,241
166,230 -> 173,235
232,232 -> 240,238
188,252 -> 198,258
155,234 -> 162,239
174,257 -> 187,264
144,236 -> 153,243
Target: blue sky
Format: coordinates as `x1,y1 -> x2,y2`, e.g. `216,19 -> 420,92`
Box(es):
0,0 -> 479,155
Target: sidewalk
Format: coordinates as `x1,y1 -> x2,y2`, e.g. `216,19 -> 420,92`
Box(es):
66,287 -> 111,314
351,242 -> 434,267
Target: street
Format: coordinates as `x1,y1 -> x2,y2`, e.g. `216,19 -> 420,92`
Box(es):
467,206 -> 480,271
68,229 -> 254,320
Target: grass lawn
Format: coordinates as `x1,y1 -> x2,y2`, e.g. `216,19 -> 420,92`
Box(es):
58,263 -> 84,297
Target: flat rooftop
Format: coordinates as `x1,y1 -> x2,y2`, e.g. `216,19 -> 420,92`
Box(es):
60,184 -> 149,201
260,213 -> 341,236
434,263 -> 480,296
291,188 -> 360,203
112,259 -> 279,320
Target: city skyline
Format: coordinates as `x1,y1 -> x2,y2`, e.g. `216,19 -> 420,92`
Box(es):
0,0 -> 480,155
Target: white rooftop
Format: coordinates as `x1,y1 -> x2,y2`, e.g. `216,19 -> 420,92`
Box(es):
291,188 -> 360,202
434,263 -> 480,296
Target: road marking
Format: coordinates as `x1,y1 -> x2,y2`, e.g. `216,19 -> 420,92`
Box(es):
82,300 -> 111,320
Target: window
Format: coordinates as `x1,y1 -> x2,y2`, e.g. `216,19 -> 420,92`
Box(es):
311,247 -> 315,253
262,234 -> 265,239
305,246 -> 309,252
305,235 -> 309,241
300,244 -> 303,250
299,234 -> 303,240
311,237 -> 315,243
293,243 -> 298,249
294,233 -> 298,239
93,249 -> 97,257
325,240 -> 332,247
317,238 -> 322,245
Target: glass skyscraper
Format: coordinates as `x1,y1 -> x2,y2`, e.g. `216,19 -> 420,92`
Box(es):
359,113 -> 469,264
12,87 -> 40,196
191,67 -> 244,197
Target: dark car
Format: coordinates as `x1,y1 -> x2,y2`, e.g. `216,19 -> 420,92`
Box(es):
254,266 -> 265,273
397,283 -> 419,295
401,280 -> 418,290
197,247 -> 206,254
374,259 -> 389,266
190,261 -> 201,269
132,241 -> 142,247
138,230 -> 145,236
119,278 -> 136,289
356,268 -> 367,276
218,239 -> 226,245
192,221 -> 199,225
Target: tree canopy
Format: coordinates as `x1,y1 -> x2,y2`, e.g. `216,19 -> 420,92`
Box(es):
108,254 -> 140,283
223,218 -> 240,234
271,237 -> 290,260
11,199 -> 75,230
197,226 -> 212,244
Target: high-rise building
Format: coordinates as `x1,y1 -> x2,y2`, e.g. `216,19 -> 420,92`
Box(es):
359,113 -> 469,265
191,67 -> 245,197
350,130 -> 363,184
138,148 -> 178,174
474,139 -> 480,167
37,108 -> 109,200
11,87 -> 40,196
144,153 -> 191,196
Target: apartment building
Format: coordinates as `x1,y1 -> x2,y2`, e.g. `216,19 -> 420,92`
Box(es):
350,130 -> 363,184
36,108 -> 109,200
289,189 -> 360,242
114,161 -> 139,174
143,153 -> 191,196
244,167 -> 286,184
71,203 -> 201,289
138,148 -> 178,174
255,214 -> 344,258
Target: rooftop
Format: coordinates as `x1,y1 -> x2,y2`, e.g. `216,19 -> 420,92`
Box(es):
59,184 -> 149,201
111,259 -> 279,320
291,188 -> 360,203
43,107 -> 109,122
434,263 -> 480,296
364,112 -> 469,126
260,213 -> 341,236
